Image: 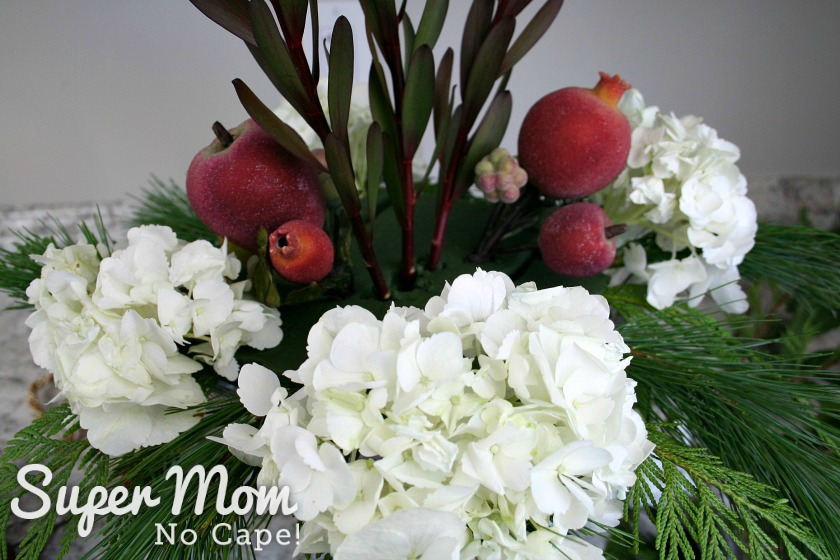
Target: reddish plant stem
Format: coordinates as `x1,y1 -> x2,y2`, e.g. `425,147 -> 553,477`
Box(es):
400,158 -> 417,289
348,207 -> 391,300
427,120 -> 470,271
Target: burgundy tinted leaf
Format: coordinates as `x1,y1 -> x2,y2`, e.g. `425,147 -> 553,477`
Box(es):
248,0 -> 309,110
402,45 -> 435,158
309,0 -> 320,82
368,62 -> 397,141
272,0 -> 309,44
232,79 -> 324,171
328,17 -> 355,142
189,0 -> 255,45
380,131 -> 406,222
460,0 -> 493,90
463,17 -> 515,122
433,48 -> 454,137
366,123 -> 384,226
501,0 -> 533,18
402,13 -> 416,69
457,91 -> 512,194
500,0 -> 564,75
323,133 -> 360,212
414,0 -> 448,50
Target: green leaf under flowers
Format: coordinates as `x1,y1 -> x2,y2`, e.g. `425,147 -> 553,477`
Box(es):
463,17 -> 515,123
414,0 -> 448,50
500,0 -> 564,75
366,123 -> 385,228
328,16 -> 355,143
457,91 -> 513,194
433,47 -> 454,138
232,78 -> 324,171
188,0 -> 255,45
271,0 -> 308,44
254,227 -> 282,307
323,132 -> 360,212
460,0 -> 494,92
248,0 -> 310,112
402,45 -> 435,158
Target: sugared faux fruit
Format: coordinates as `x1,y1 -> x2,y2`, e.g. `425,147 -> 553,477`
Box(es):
538,202 -> 625,277
518,72 -> 631,199
186,119 -> 325,252
268,220 -> 334,284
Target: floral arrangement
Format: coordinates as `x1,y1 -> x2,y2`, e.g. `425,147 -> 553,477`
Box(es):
1,2 -> 838,560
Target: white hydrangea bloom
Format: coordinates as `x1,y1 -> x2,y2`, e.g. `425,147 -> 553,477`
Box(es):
25,226 -> 283,456
217,269 -> 652,558
600,90 -> 757,313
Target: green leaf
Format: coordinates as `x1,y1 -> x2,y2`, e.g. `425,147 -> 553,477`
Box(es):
433,47 -> 454,138
232,78 -> 324,171
253,227 -> 282,307
309,0 -> 320,82
366,123 -> 385,228
463,17 -> 515,122
401,12 -> 416,68
460,0 -> 494,90
270,0 -> 308,43
456,91 -> 513,193
364,0 -> 401,71
188,0 -> 255,45
328,16 -> 355,143
500,0 -> 564,75
247,0 -> 309,111
323,132 -> 360,212
381,131 -> 406,222
414,0 -> 448,49
368,61 -> 397,140
401,45 -> 435,158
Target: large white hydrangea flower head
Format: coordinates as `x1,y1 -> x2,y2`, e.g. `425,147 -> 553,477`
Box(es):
599,89 -> 757,313
217,269 -> 653,559
26,225 -> 283,456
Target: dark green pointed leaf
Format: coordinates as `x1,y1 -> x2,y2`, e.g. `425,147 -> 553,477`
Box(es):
366,123 -> 384,228
232,79 -> 324,171
189,0 -> 255,45
369,62 -> 397,140
500,0 -> 564,75
414,0 -> 448,49
433,48 -> 454,137
441,104 -> 463,171
457,91 -> 512,193
381,131 -> 405,222
248,0 -> 309,110
463,17 -> 515,123
271,0 -> 309,43
323,133 -> 360,212
402,13 -> 416,69
460,0 -> 493,90
328,17 -> 354,142
501,0 -> 533,18
309,0 -> 320,82
402,45 -> 435,158
365,1 -> 401,71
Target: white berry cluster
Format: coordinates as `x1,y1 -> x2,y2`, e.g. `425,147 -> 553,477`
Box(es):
217,269 -> 652,560
601,89 -> 758,312
25,225 -> 283,456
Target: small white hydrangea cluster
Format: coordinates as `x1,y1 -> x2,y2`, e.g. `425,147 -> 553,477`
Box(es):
602,89 -> 757,313
25,225 -> 283,456
217,269 -> 652,560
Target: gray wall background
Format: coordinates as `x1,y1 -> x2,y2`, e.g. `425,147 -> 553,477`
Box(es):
2,1 -> 839,206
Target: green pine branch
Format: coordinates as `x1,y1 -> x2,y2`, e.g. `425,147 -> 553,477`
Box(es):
626,428 -> 829,560
128,177 -> 216,243
0,209 -> 112,308
740,223 -> 840,312
82,397 -> 265,560
608,289 -> 840,557
0,404 -> 110,560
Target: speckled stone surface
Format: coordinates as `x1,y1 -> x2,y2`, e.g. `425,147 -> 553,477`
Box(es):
1,177 -> 837,558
